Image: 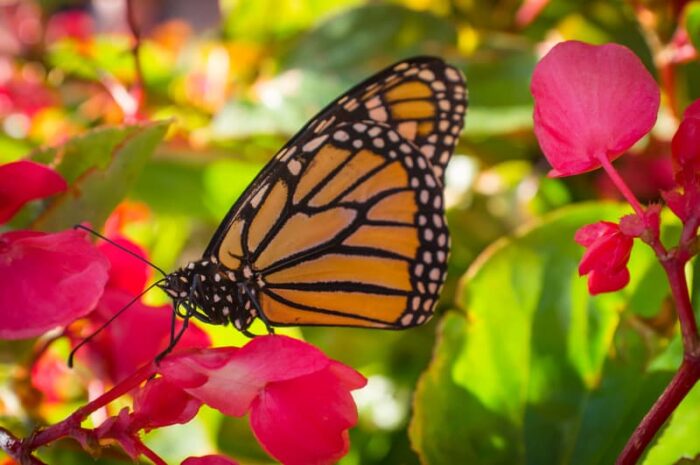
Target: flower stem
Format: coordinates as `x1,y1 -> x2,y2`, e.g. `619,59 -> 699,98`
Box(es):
663,260 -> 700,356
596,153 -> 645,217
616,357 -> 700,464
137,441 -> 169,465
24,362 -> 157,451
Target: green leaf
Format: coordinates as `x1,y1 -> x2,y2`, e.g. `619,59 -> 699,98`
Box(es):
30,121 -> 170,231
410,203 -> 678,465
686,2 -> 700,51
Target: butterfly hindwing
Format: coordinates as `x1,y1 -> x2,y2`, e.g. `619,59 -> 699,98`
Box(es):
215,122 -> 449,328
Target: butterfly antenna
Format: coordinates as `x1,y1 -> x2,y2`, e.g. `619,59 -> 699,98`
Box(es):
73,224 -> 168,277
67,278 -> 166,368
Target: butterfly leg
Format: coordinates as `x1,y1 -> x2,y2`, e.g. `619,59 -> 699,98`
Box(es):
156,302 -> 192,363
241,283 -> 275,335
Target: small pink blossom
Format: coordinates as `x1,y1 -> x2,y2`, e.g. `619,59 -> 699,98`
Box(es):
0,160 -> 66,224
181,456 -> 239,465
0,229 -> 109,339
160,335 -> 367,465
531,41 -> 660,177
575,221 -> 634,294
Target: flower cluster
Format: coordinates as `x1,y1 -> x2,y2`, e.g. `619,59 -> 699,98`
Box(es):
532,41 -> 699,294
0,159 -> 367,465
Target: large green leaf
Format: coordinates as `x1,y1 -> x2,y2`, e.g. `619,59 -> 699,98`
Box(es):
410,203 -> 681,465
30,121 -> 169,231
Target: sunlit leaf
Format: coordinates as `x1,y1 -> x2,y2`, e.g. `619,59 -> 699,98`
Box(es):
29,121 -> 169,231
410,203 -> 679,465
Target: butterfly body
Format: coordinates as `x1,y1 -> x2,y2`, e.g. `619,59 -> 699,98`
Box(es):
159,57 -> 467,335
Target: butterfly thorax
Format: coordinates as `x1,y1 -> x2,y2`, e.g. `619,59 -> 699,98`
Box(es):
158,256 -> 259,331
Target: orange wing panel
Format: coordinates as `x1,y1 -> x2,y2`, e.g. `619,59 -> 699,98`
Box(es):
264,253 -> 412,292
255,207 -> 356,270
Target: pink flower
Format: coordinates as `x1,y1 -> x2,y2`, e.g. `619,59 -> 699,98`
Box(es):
160,335 -> 367,465
531,41 -> 660,177
575,221 -> 634,294
0,229 -> 110,339
0,160 -> 66,225
182,456 -> 239,465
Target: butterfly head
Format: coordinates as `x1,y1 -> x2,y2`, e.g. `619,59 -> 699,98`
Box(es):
158,258 -> 258,330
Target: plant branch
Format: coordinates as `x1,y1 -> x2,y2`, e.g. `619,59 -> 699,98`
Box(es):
23,362 -> 157,451
663,260 -> 700,356
616,357 -> 700,464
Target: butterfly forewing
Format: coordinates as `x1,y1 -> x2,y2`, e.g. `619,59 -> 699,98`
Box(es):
189,56 -> 467,331
217,122 -> 448,328
204,57 -> 466,259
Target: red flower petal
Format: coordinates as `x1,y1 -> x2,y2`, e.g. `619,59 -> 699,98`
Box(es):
132,377 -> 202,430
0,160 -> 66,225
671,100 -> 700,178
82,288 -> 210,383
250,362 -> 366,465
685,99 -> 700,118
181,456 -> 239,465
160,336 -> 332,416
531,41 -> 660,177
574,221 -> 617,247
0,229 -> 109,339
97,235 -> 150,295
587,266 -> 630,295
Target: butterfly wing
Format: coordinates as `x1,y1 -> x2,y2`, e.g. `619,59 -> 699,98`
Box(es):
216,122 -> 449,328
204,56 -> 466,258
305,56 -> 467,181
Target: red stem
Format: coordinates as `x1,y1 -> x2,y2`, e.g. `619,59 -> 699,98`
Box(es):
596,153 -> 645,217
24,362 -> 157,451
616,357 -> 700,464
137,441 -> 169,465
663,261 -> 700,356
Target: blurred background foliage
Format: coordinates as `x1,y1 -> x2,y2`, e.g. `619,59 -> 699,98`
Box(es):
1,0 -> 700,464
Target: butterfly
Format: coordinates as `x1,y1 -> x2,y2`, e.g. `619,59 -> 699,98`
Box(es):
158,56 -> 467,342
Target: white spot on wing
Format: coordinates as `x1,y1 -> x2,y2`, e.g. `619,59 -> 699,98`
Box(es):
303,135 -> 328,152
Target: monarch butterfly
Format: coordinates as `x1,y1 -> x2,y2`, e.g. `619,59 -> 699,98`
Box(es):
158,56 -> 467,343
